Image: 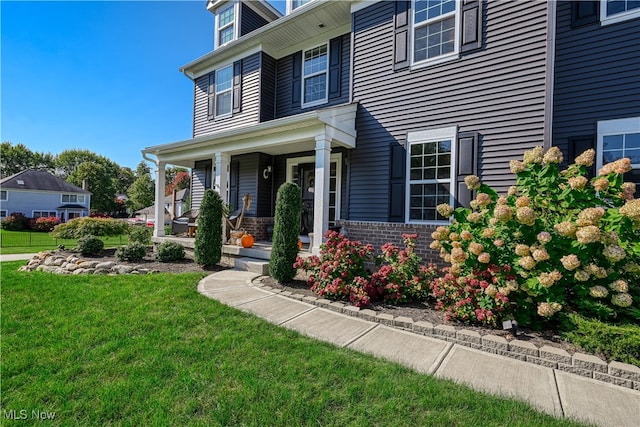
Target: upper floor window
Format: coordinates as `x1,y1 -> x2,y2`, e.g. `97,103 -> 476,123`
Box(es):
601,0 -> 640,25
216,3 -> 236,47
61,194 -> 85,204
406,127 -> 456,223
302,44 -> 328,107
288,0 -> 313,13
597,117 -> 640,189
215,65 -> 233,117
0,190 -> 7,201
412,0 -> 458,66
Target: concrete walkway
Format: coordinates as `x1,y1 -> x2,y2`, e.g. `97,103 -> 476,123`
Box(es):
0,253 -> 39,262
198,269 -> 640,427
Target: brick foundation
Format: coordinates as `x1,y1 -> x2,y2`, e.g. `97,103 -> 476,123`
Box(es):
336,220 -> 443,266
238,217 -> 274,241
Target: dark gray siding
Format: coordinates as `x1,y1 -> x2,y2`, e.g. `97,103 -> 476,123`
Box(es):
191,159 -> 212,211
193,52 -> 261,137
275,34 -> 351,119
260,53 -> 277,122
350,1 -> 550,221
240,4 -> 269,36
236,153 -> 259,217
552,1 -> 640,158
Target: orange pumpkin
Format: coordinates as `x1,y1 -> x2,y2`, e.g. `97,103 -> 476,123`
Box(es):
297,239 -> 303,250
241,234 -> 254,248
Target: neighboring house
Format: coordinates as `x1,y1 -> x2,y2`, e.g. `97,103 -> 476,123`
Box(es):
142,0 -> 639,257
134,189 -> 189,225
0,169 -> 91,222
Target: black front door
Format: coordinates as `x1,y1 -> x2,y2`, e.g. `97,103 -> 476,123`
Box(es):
298,163 -> 315,234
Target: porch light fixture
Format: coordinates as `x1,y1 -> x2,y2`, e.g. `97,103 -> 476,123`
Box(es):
262,165 -> 272,179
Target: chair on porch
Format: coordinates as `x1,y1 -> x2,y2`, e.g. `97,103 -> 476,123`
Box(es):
172,209 -> 199,237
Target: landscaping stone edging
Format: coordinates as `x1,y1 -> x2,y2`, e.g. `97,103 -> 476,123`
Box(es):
17,251 -> 158,275
254,279 -> 640,391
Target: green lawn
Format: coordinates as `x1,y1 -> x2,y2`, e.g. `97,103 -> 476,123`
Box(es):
0,229 -> 126,254
0,262 -> 585,427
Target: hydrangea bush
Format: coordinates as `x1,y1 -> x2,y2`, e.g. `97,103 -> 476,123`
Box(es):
432,147 -> 639,326
295,232 -> 438,307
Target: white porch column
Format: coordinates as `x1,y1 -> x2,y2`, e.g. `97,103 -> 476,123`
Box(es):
313,134 -> 331,254
153,161 -> 166,237
215,152 -> 230,239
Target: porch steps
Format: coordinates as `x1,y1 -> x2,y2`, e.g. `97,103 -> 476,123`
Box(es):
234,257 -> 270,275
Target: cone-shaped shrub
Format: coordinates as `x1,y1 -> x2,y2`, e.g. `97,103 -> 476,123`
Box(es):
270,182 -> 302,282
195,189 -> 223,267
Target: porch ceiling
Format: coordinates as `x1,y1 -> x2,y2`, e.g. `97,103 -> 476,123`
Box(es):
143,103 -> 358,168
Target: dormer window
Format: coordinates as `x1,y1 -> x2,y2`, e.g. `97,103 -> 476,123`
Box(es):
215,3 -> 237,47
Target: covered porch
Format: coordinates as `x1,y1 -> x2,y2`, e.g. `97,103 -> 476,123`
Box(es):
142,103 -> 357,254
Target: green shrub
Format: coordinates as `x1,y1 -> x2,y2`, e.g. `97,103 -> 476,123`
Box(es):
76,235 -> 104,256
1,212 -> 29,231
156,241 -> 186,263
194,189 -> 223,267
560,313 -> 640,367
431,147 -> 640,327
115,242 -> 147,262
270,182 -> 302,282
51,217 -> 129,239
128,225 -> 152,244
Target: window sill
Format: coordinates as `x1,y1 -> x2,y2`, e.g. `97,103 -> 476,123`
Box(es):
301,98 -> 328,109
214,113 -> 233,121
410,52 -> 459,71
601,9 -> 640,26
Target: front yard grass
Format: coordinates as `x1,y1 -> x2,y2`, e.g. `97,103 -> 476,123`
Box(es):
0,261 -> 585,426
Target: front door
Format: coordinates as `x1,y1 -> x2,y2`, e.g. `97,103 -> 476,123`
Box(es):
298,163 -> 315,234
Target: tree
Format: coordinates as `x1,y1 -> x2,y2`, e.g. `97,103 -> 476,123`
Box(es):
115,167 -> 135,194
1,142 -> 55,177
194,189 -> 223,267
55,149 -> 120,180
127,162 -> 155,212
269,182 -> 303,282
68,161 -> 117,213
166,170 -> 190,196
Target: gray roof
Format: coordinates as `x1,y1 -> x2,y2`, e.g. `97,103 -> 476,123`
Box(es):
164,188 -> 189,203
1,169 -> 91,194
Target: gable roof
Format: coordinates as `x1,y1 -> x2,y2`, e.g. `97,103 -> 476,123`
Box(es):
164,188 -> 189,203
0,169 -> 91,194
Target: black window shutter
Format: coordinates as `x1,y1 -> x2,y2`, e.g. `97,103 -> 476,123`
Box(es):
291,52 -> 302,107
460,0 -> 483,53
455,131 -> 479,208
393,1 -> 410,71
388,143 -> 406,222
328,36 -> 342,99
568,136 -> 596,178
207,72 -> 215,120
232,60 -> 242,113
571,1 -> 599,27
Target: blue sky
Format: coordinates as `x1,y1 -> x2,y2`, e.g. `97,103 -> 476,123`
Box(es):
2,0 -> 285,170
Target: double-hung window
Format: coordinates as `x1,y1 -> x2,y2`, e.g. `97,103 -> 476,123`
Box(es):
62,194 -> 85,204
215,65 -> 233,117
0,210 -> 6,219
217,4 -> 236,46
597,117 -> 640,190
0,190 -> 7,201
406,127 -> 456,223
302,44 -> 328,107
413,0 -> 458,65
601,0 -> 640,25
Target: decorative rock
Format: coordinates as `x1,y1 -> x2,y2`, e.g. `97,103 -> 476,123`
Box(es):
94,269 -> 110,275
72,268 -> 86,275
95,261 -> 116,270
43,257 -> 56,266
52,258 -> 65,266
78,261 -> 99,268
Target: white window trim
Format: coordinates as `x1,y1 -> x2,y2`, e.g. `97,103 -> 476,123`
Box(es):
596,117 -> 640,170
286,153 -> 342,223
600,0 -> 640,26
32,210 -> 58,218
61,194 -> 85,204
301,43 -> 329,109
286,0 -> 314,14
215,64 -> 234,119
405,126 -> 457,224
215,2 -> 239,48
410,0 -> 460,70
0,190 -> 7,201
